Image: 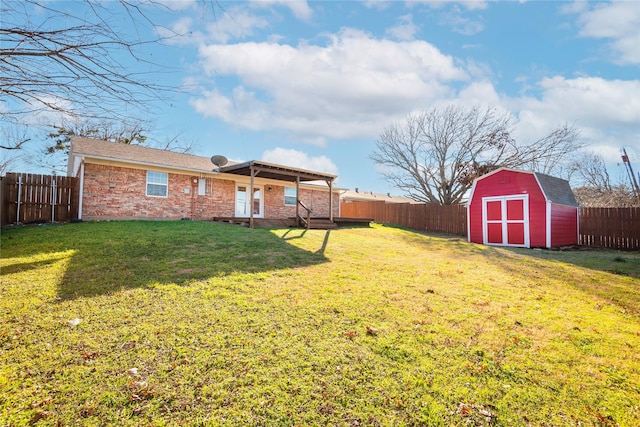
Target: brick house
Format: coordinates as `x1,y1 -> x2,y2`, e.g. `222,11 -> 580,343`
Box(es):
67,137 -> 340,228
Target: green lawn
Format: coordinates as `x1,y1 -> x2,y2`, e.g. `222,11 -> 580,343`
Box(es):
1,221 -> 638,426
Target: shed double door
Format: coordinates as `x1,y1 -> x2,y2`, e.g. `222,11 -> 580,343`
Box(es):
482,196 -> 529,247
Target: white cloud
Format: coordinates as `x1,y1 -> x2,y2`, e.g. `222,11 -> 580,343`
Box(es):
573,0 -> 640,65
250,0 -> 313,21
457,81 -> 502,106
409,1 -> 488,11
438,6 -> 485,35
508,76 -> 640,163
207,8 -> 270,43
362,1 -> 392,11
532,76 -> 638,128
159,7 -> 270,45
145,0 -> 197,11
261,147 -> 338,176
192,28 -> 467,142
385,14 -> 419,41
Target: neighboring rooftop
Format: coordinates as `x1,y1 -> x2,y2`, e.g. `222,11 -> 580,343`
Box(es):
341,189 -> 418,204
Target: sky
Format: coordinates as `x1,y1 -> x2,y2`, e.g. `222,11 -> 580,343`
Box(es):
4,0 -> 640,196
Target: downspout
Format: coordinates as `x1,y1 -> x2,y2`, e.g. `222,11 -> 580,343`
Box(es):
77,160 -> 85,221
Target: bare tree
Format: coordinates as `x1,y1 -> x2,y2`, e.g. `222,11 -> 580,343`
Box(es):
0,0 -> 182,150
570,153 -> 639,207
0,126 -> 30,174
45,119 -> 149,155
29,118 -> 196,174
371,105 -> 583,204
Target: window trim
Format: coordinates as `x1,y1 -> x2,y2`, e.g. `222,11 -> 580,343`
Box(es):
197,178 -> 206,196
284,187 -> 297,206
146,171 -> 168,198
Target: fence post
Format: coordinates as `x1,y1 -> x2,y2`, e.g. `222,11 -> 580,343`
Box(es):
51,178 -> 57,222
16,175 -> 22,224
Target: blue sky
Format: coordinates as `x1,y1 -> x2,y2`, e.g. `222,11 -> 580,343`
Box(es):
5,0 -> 640,195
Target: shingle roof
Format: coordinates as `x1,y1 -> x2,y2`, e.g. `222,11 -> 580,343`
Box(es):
534,172 -> 579,207
340,189 -> 419,204
70,136 -> 230,172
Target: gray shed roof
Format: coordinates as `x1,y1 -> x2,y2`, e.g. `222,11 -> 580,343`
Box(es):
534,172 -> 579,207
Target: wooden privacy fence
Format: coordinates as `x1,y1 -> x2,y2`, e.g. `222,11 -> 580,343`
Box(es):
579,207 -> 639,250
1,173 -> 79,226
341,201 -> 467,236
340,201 -> 640,250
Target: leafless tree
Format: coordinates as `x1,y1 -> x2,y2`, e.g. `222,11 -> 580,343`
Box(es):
31,118 -> 194,173
0,126 -> 29,173
46,119 -> 149,154
570,153 -> 639,207
0,0 -> 184,150
371,105 -> 583,204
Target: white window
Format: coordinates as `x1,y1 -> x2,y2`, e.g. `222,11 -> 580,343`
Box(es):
284,187 -> 297,206
198,178 -> 206,196
146,171 -> 168,197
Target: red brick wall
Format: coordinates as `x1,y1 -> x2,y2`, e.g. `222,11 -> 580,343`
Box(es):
81,164 -> 339,220
81,164 -> 235,220
300,187 -> 339,218
263,184 -> 339,218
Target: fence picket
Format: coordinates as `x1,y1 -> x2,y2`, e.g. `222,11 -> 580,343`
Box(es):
341,201 -> 639,250
1,173 -> 79,225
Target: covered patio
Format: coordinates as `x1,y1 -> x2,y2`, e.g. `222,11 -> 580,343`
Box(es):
218,160 -> 337,229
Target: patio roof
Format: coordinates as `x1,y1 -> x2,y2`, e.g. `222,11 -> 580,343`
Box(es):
219,160 -> 336,183
219,160 -> 336,228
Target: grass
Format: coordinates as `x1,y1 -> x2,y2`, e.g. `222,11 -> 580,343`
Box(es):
1,220 -> 639,426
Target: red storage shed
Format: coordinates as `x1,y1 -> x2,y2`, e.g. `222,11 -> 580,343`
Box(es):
467,168 -> 579,248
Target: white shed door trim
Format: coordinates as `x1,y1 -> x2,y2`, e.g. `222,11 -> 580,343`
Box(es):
482,195 -> 530,248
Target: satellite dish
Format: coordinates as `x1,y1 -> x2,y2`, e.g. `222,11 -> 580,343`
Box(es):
210,155 -> 228,168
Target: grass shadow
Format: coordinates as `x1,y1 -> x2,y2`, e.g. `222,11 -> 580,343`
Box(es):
315,230 -> 331,255
0,255 -> 69,276
1,221 -> 328,301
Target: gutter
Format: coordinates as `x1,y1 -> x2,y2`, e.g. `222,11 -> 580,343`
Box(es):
77,153 -> 217,175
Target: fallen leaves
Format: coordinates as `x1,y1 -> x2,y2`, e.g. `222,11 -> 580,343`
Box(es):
458,402 -> 495,424
82,351 -> 99,360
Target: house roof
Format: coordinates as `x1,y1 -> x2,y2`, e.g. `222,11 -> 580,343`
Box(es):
69,138 -> 336,185
219,160 -> 336,183
70,136 -> 226,172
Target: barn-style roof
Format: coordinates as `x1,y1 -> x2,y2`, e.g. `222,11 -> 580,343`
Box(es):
471,167 -> 579,207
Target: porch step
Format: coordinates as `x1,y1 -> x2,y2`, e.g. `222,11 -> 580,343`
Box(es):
306,218 -> 337,229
